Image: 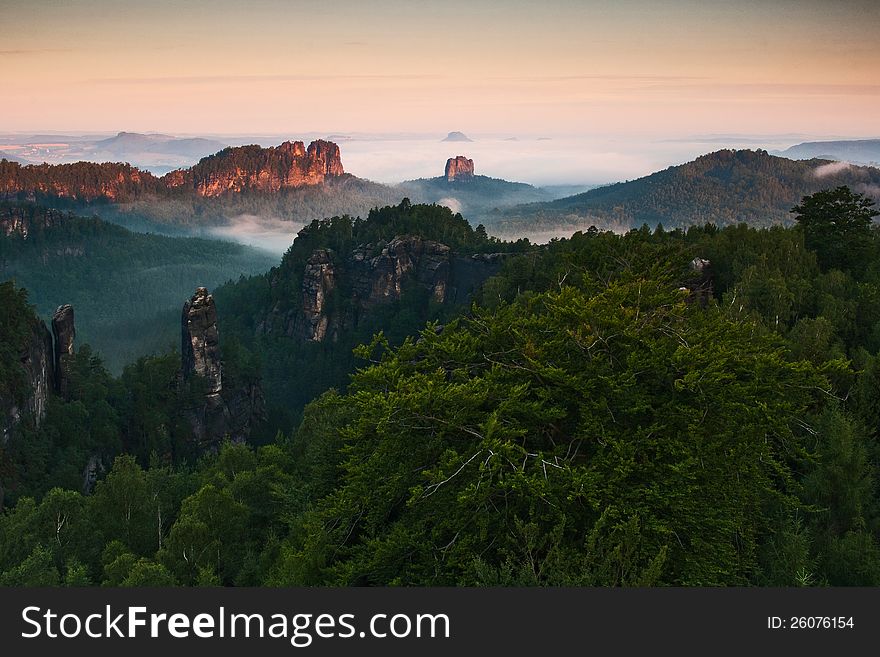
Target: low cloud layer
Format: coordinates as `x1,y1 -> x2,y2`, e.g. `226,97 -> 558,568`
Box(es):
207,214 -> 304,255
813,161 -> 855,178
437,197 -> 463,214
337,134 -> 817,187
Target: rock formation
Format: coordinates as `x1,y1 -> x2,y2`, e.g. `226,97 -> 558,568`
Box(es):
264,236 -> 503,343
0,139 -> 344,202
352,236 -> 451,305
0,159 -> 157,203
81,454 -> 105,495
684,257 -> 713,306
180,287 -> 264,448
299,249 -> 338,342
51,304 -> 75,399
1,205 -> 65,237
445,156 -> 475,182
166,140 -> 345,197
0,298 -> 71,445
181,287 -> 222,394
2,320 -> 54,445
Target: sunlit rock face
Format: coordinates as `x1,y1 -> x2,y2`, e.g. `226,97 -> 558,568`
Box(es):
1,140 -> 344,201
445,156 -> 474,182
0,160 -> 155,202
175,140 -> 345,197
685,257 -> 713,306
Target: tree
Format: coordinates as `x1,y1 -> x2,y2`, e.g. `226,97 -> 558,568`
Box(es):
0,545 -> 60,586
90,456 -> 153,555
791,186 -> 878,273
280,277 -> 834,586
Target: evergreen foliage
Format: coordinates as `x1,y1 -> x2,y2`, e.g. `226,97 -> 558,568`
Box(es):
3,190 -> 880,586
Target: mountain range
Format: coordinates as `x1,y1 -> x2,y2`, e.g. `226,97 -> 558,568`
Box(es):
773,139 -> 880,166
0,132 -> 230,175
4,141 -> 880,243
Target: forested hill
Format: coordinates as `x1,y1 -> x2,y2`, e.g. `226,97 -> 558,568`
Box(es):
494,149 -> 880,234
213,200 -> 530,428
0,203 -> 276,371
4,188 -> 880,586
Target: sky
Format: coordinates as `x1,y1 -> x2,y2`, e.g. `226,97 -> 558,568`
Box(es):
1,0 -> 878,138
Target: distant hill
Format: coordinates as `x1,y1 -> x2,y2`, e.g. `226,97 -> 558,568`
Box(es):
1,132 -> 231,173
0,203 -> 276,372
774,139 -> 880,166
494,149 -> 880,235
86,131 -> 228,162
0,152 -> 27,165
442,131 -> 473,142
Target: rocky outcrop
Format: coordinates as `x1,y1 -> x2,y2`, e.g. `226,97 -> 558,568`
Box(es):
0,140 -> 344,202
352,236 -> 451,305
683,257 -> 713,306
52,304 -> 75,399
299,249 -> 338,342
445,156 -> 475,182
2,321 -> 54,444
265,236 -> 502,343
180,287 -> 264,448
81,454 -> 105,495
1,315 -> 55,446
167,140 -> 345,197
182,287 -> 222,394
1,205 -> 65,237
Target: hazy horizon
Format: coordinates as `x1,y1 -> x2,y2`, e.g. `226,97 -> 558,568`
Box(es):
2,0 -> 878,137
4,129 -> 875,187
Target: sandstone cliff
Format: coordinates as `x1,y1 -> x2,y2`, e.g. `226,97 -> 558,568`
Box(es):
0,140 -> 345,202
264,235 -> 502,342
181,287 -> 264,447
684,257 -> 713,307
51,304 -> 75,399
182,287 -> 222,394
0,159 -> 160,203
445,156 -> 475,182
1,300 -> 78,444
1,205 -> 65,237
163,140 -> 344,197
351,236 -> 451,306
298,249 -> 338,342
1,319 -> 53,445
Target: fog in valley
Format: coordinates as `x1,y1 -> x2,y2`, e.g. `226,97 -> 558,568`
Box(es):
206,214 -> 305,256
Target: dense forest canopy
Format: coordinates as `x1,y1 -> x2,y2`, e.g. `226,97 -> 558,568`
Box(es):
1,188 -> 880,586
213,200 -> 528,430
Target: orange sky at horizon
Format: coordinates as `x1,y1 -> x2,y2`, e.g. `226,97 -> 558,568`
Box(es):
1,0 -> 878,137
